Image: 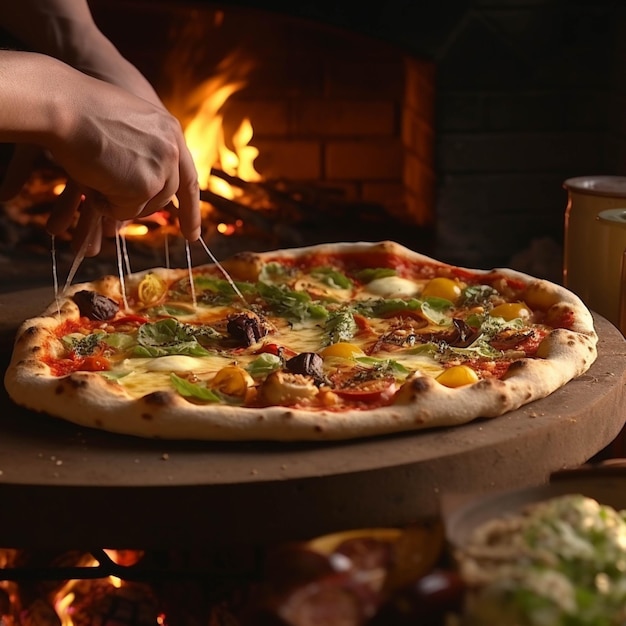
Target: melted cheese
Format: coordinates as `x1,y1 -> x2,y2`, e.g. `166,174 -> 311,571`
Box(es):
117,369 -> 172,397
274,320 -> 326,353
82,258 -> 465,403
142,355 -> 229,373
363,276 -> 420,299
117,355 -> 234,398
376,350 -> 444,377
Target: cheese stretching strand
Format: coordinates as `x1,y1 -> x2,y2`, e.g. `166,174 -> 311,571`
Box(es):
198,236 -> 247,305
51,234 -> 61,317
115,226 -> 129,312
63,211 -> 102,294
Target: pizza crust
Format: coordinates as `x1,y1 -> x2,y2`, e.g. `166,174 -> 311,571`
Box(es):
3,241 -> 599,441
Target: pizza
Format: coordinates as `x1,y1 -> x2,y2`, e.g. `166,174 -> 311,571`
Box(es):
3,240 -> 598,441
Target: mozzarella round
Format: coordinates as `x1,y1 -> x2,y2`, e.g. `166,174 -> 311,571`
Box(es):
364,276 -> 420,298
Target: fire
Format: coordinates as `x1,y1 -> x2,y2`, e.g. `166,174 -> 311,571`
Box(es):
113,53 -> 263,242
168,52 -> 262,201
120,223 -> 149,237
51,550 -> 151,626
12,54 -> 262,246
53,182 -> 66,196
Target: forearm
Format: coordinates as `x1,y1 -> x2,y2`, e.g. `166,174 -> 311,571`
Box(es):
0,0 -> 159,103
0,50 -> 72,147
0,0 -> 100,59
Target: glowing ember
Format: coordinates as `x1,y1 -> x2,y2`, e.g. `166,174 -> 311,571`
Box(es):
51,550 -> 153,626
119,223 -> 149,238
53,182 -> 66,196
217,222 -> 236,235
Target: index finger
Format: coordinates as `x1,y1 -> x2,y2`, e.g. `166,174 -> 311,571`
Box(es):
176,143 -> 201,242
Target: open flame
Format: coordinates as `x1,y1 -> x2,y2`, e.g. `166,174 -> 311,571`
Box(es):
183,89 -> 261,197
51,550 -> 151,626
0,549 -> 156,626
10,50 -> 263,249
118,52 -> 262,241
170,51 -> 261,203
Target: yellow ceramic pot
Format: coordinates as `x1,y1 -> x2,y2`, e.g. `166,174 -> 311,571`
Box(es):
563,176 -> 626,330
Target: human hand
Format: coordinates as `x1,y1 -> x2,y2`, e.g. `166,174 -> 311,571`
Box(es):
0,2 -> 201,253
40,72 -> 200,254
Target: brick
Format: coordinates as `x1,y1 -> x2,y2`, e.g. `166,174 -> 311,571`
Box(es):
403,157 -> 436,225
361,182 -> 405,211
246,57 -> 326,97
404,190 -> 435,227
326,140 -> 403,179
225,100 -> 290,136
293,101 -> 397,136
253,140 -> 322,180
404,59 -> 436,119
402,112 -> 434,165
327,61 -> 405,99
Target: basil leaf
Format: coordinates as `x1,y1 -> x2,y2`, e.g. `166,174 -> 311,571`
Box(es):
170,373 -> 221,403
355,268 -> 397,283
421,297 -> 454,326
63,331 -> 105,356
101,332 -> 137,351
135,319 -> 211,357
311,267 -> 353,289
357,298 -> 422,318
194,276 -> 256,304
475,314 -> 525,338
246,353 -> 282,379
99,370 -> 131,381
324,309 -> 357,345
257,282 -> 328,321
145,304 -> 197,317
259,262 -> 290,284
461,284 -> 499,307
449,341 -> 503,359
355,356 -> 410,376
308,303 -> 329,319
407,342 -> 440,356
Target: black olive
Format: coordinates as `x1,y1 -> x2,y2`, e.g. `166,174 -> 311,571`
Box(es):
227,312 -> 269,346
286,352 -> 325,383
73,290 -> 119,321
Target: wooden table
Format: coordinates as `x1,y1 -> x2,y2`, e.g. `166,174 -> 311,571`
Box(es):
0,287 -> 624,550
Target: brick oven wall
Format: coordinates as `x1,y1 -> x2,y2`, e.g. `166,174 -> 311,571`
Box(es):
224,0 -> 626,281
91,0 -> 626,280
431,0 -> 626,280
91,1 -> 433,246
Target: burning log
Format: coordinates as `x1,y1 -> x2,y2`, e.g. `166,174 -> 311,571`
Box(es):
199,188 -> 304,246
209,168 -> 391,227
210,168 -> 321,220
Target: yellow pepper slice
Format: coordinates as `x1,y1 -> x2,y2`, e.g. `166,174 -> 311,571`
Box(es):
319,342 -> 364,359
137,273 -> 167,305
436,365 -> 479,388
209,366 -> 254,397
